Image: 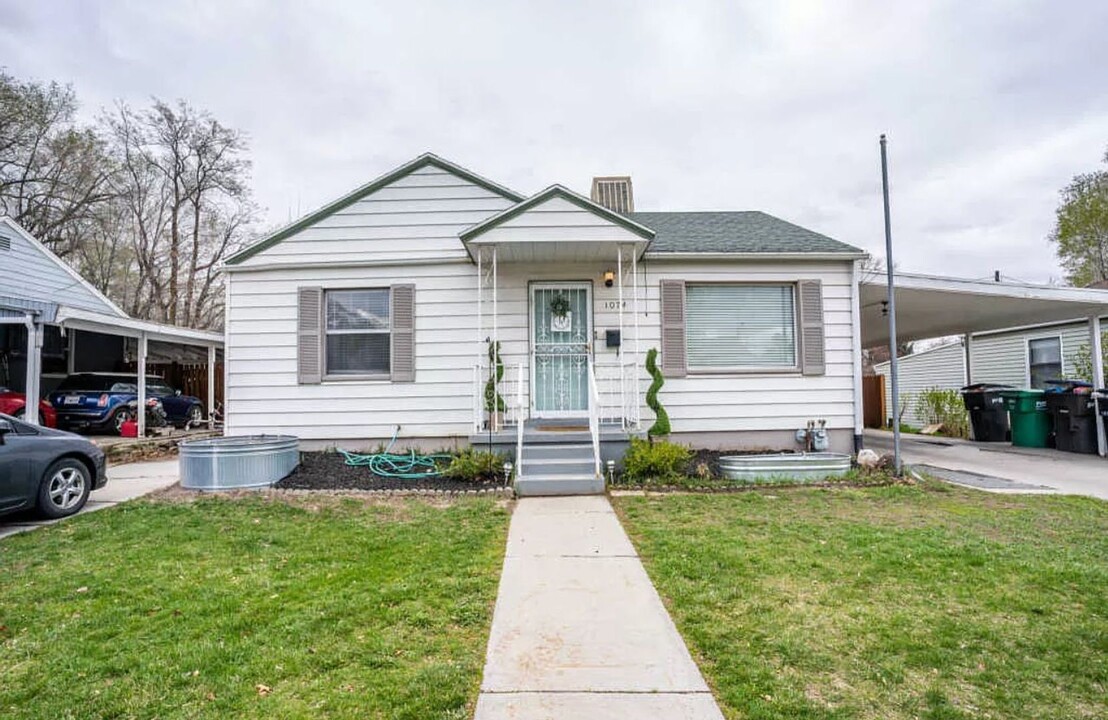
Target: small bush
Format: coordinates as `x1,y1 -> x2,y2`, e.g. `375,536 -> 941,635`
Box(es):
645,348 -> 671,437
622,437 -> 692,484
915,387 -> 969,438
444,449 -> 508,483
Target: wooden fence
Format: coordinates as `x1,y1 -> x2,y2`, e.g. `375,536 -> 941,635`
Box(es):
862,374 -> 886,429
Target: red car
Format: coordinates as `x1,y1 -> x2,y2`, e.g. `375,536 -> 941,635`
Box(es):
0,388 -> 57,428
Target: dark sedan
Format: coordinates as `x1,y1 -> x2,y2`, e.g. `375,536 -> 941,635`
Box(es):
0,413 -> 107,519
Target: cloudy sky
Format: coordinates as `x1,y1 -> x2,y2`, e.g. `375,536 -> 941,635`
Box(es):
2,0 -> 1105,283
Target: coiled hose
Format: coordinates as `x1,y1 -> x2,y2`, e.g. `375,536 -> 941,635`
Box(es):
338,427 -> 453,479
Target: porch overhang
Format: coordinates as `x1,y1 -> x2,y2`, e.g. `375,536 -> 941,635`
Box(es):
459,184 -> 654,264
861,272 -> 1108,347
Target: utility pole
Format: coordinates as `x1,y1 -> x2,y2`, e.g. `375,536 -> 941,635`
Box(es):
880,134 -> 902,475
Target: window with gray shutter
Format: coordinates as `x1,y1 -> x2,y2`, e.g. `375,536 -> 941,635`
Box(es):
324,289 -> 391,377
685,284 -> 797,369
660,279 -> 687,377
390,284 -> 415,382
798,279 -> 825,376
297,287 -> 323,384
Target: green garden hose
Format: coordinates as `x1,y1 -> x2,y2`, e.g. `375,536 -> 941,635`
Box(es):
338,427 -> 452,479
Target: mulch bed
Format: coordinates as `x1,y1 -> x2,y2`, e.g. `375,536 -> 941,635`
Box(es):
275,451 -> 509,494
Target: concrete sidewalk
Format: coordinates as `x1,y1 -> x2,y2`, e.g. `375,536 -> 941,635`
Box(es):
866,430 -> 1108,500
474,496 -> 723,719
0,459 -> 178,540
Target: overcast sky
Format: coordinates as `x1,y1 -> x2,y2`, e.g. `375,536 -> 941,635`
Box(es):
2,0 -> 1106,283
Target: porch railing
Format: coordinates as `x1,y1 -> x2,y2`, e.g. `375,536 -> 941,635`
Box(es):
515,362 -> 524,480
471,362 -> 525,433
595,360 -> 640,430
586,361 -> 601,478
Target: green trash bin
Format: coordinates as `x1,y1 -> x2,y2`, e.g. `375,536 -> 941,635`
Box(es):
1000,389 -> 1052,448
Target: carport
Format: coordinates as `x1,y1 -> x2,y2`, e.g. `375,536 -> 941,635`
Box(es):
859,272 -> 1108,455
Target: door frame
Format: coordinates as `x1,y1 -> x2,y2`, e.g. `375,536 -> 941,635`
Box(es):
529,281 -> 593,419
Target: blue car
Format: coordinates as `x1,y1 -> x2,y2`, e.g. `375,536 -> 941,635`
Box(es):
50,373 -> 204,435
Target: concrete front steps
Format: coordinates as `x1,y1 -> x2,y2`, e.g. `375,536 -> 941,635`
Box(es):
515,441 -> 604,496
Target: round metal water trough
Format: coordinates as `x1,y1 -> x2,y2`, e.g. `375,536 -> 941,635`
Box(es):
180,435 -> 299,491
718,452 -> 851,482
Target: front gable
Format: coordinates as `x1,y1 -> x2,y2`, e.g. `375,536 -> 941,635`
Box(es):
227,153 -> 524,268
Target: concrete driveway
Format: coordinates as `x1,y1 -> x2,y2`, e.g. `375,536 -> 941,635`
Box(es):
866,430 -> 1108,500
0,459 -> 178,540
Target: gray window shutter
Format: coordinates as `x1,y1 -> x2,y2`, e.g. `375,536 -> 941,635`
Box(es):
660,279 -> 687,377
297,286 -> 323,384
391,284 -> 415,382
799,279 -> 826,376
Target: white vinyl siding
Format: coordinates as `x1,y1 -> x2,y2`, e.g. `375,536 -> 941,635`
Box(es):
970,323 -> 1094,387
685,284 -> 796,369
874,342 -> 966,427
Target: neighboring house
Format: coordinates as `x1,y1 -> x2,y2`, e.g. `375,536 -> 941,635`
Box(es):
222,152 -> 868,476
0,217 -> 222,428
875,318 -> 1107,427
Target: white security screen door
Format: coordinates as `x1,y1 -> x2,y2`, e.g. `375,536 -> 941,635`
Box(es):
531,283 -> 591,416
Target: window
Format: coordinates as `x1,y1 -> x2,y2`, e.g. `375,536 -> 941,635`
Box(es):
325,289 -> 390,376
1028,337 -> 1062,389
685,284 -> 797,369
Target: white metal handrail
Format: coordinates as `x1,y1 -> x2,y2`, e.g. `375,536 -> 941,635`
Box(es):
586,361 -> 601,478
515,362 -> 525,481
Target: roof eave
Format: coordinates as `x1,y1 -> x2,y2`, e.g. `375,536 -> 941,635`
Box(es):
644,250 -> 868,261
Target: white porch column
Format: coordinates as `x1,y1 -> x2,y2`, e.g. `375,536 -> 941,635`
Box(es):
632,246 -> 640,429
137,332 -> 148,437
475,247 -> 483,432
207,344 -> 217,430
491,245 -> 499,428
1090,314 -> 1105,456
23,314 -> 41,425
849,259 -> 864,452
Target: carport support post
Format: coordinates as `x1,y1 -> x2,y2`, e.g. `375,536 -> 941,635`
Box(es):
22,313 -> 41,425
1090,314 -> 1105,457
207,344 -> 217,430
880,134 -> 902,475
137,332 -> 148,438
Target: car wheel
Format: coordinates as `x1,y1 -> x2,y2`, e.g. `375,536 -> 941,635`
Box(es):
112,407 -> 133,435
37,458 -> 91,519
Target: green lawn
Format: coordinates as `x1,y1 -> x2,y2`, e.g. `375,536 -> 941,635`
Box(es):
0,494 -> 510,720
614,483 -> 1108,720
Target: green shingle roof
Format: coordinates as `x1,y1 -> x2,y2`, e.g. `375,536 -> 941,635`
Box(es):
626,211 -> 864,255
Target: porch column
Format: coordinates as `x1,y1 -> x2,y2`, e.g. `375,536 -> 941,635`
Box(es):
137,332 -> 148,437
475,247 -> 483,432
1090,314 -> 1105,456
492,245 -> 499,428
23,313 -> 41,425
963,333 -> 973,385
632,246 -> 640,429
207,344 -> 217,430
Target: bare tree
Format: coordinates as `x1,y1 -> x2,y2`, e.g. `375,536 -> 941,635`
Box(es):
104,99 -> 256,329
0,71 -> 116,257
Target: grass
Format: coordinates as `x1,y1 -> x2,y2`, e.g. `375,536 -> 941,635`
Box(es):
614,482 -> 1108,719
0,493 -> 511,719
612,467 -> 900,490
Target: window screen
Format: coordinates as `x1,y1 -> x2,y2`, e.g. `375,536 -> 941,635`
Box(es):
685,284 -> 797,369
325,289 -> 390,375
1028,337 -> 1061,389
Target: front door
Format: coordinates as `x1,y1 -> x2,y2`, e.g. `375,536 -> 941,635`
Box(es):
531,283 -> 591,417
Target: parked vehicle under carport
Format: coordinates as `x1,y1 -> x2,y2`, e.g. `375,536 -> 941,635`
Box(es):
49,373 -> 203,435
0,413 -> 107,519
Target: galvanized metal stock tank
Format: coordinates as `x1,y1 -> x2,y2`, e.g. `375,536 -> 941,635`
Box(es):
718,452 -> 851,482
180,435 -> 299,491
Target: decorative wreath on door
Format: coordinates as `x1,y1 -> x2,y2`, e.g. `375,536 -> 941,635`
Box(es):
549,293 -> 571,318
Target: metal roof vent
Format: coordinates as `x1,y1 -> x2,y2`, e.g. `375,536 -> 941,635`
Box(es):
0,235 -> 10,251
591,176 -> 634,213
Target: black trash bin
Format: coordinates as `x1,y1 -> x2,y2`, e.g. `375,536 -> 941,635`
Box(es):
960,383 -> 1012,442
1043,381 -> 1098,454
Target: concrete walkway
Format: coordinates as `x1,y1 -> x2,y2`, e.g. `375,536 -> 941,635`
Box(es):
0,459 -> 178,540
866,430 -> 1108,500
475,496 -> 724,719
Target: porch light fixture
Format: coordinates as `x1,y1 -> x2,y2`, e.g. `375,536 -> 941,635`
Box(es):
603,269 -> 615,287
503,461 -> 513,485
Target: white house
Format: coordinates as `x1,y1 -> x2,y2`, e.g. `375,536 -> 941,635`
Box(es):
222,153 -> 869,492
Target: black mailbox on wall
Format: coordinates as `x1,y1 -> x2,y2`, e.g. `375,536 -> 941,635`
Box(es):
605,329 -> 621,348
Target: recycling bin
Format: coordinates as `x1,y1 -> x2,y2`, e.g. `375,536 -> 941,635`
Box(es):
959,384 -> 1012,442
1000,389 -> 1052,448
1043,381 -> 1098,455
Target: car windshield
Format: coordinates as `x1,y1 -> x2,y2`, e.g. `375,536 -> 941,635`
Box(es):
148,382 -> 175,396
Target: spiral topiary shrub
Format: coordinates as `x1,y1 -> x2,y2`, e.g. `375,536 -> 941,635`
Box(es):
484,341 -> 506,422
645,347 -> 670,437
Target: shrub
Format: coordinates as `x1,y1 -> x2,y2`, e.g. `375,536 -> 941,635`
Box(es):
914,387 -> 969,438
483,341 -> 506,415
444,448 -> 508,482
622,437 -> 692,484
645,348 -> 670,436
